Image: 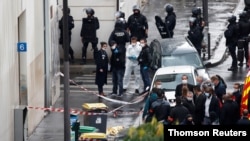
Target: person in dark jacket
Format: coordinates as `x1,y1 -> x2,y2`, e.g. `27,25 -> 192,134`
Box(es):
95,42 -> 109,96
211,75 -> 227,104
238,11 -> 250,67
109,41 -> 126,97
232,82 -> 242,110
220,93 -> 240,125
182,91 -> 195,117
80,8 -> 100,64
143,87 -> 159,123
169,96 -> 190,125
237,109 -> 250,125
59,8 -> 75,63
127,5 -> 148,41
175,74 -> 194,98
202,82 -> 220,125
149,89 -> 171,123
137,38 -> 152,91
191,7 -> 205,32
193,85 -> 206,125
224,15 -> 239,71
164,4 -> 176,38
187,17 -> 204,56
108,19 -> 130,56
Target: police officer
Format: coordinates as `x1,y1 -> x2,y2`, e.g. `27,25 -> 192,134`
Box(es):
80,8 -> 100,64
59,8 -> 75,63
108,19 -> 130,55
191,7 -> 205,31
127,5 -> 148,41
238,11 -> 250,67
137,38 -> 152,91
224,15 -> 239,71
109,41 -> 126,97
164,4 -> 176,38
187,17 -> 204,56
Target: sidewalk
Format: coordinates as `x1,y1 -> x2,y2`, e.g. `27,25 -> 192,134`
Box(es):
28,0 -> 244,141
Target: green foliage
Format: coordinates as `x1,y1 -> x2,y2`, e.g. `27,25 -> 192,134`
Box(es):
124,117 -> 164,141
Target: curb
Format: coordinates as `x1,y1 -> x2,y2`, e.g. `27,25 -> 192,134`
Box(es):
206,0 -> 244,67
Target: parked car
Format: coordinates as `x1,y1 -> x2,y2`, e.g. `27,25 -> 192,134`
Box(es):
149,37 -> 210,80
150,65 -> 198,107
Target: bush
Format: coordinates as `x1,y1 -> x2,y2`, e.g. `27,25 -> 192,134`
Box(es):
124,117 -> 164,141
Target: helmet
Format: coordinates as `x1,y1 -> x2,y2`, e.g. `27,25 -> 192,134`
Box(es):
192,7 -> 201,16
227,15 -> 236,23
165,4 -> 174,13
115,11 -> 125,18
85,8 -> 95,15
132,5 -> 140,12
114,18 -> 124,29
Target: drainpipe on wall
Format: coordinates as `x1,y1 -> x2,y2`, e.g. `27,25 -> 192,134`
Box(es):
43,0 -> 51,108
116,0 -> 119,11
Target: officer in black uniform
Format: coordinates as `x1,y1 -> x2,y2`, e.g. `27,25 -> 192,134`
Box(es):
191,7 -> 205,32
127,5 -> 148,41
187,17 -> 204,56
108,19 -> 130,56
164,4 -> 176,38
80,8 -> 100,64
224,15 -> 239,71
59,8 -> 75,63
238,11 -> 250,67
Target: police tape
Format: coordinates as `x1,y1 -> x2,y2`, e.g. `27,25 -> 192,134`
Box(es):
58,72 -> 149,105
27,106 -> 142,117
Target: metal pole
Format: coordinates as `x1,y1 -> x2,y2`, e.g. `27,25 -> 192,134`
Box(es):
203,0 -> 208,27
63,0 -> 70,140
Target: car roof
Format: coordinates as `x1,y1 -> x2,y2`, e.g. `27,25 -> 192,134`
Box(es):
156,37 -> 197,56
155,65 -> 196,75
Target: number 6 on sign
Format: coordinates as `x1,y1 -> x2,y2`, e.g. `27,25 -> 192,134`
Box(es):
17,42 -> 27,52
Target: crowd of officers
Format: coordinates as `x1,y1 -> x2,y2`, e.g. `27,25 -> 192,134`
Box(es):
225,6 -> 250,71
142,74 -> 250,125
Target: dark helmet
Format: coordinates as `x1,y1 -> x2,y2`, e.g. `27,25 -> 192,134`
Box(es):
192,7 -> 202,16
165,4 -> 174,13
132,5 -> 140,12
227,15 -> 236,23
114,19 -> 124,29
115,11 -> 125,19
85,8 -> 95,15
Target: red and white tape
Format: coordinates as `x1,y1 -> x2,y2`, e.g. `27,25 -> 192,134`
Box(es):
58,72 -> 148,105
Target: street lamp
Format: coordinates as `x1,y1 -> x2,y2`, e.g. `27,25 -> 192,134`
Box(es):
62,0 -> 70,140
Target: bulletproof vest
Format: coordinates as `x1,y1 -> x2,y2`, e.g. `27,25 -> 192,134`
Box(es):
129,15 -> 144,32
113,30 -> 126,44
81,17 -> 98,40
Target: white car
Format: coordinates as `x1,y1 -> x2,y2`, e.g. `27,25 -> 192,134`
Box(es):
150,65 -> 198,107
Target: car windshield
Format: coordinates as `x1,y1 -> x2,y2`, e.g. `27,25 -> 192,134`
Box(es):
154,73 -> 195,91
161,52 -> 204,69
